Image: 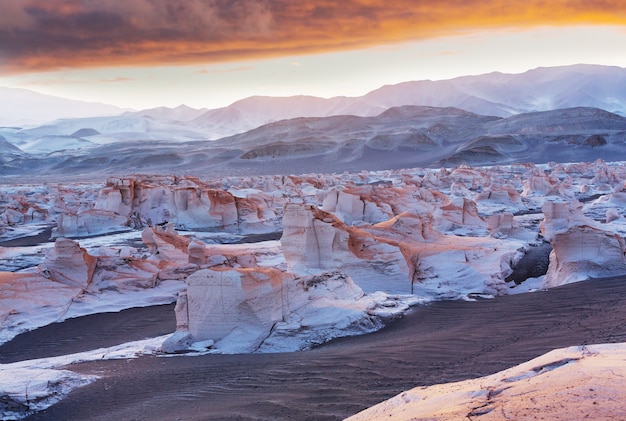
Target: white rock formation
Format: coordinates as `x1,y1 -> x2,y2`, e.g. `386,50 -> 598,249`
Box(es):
521,172 -> 564,197
474,183 -> 524,213
95,176 -> 280,233
282,203 -> 520,297
40,238 -> 97,289
347,343 -> 626,421
541,201 -> 626,287
166,268 -> 417,353
4,160 -> 626,361
435,197 -> 487,233
52,209 -> 129,239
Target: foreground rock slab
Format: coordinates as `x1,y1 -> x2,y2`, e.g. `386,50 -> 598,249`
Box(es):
347,343 -> 626,421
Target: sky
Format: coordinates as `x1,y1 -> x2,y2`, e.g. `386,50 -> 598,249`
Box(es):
1,0 -> 626,110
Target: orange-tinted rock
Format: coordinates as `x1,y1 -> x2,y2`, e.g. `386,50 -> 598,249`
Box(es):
40,238 -> 97,289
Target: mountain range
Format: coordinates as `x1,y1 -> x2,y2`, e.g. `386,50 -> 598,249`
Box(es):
179,63 -> 626,139
2,64 -> 626,178
3,105 -> 626,179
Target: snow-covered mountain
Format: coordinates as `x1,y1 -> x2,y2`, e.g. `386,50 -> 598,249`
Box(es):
0,87 -> 130,127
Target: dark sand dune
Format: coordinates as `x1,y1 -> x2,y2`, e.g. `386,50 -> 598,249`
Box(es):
0,304 -> 176,364
0,226 -> 54,247
23,276 -> 626,421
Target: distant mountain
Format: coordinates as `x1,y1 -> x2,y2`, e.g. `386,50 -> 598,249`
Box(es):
189,64 -> 626,138
365,64 -> 626,116
0,134 -> 24,163
1,114 -> 211,154
190,95 -> 385,139
124,105 -> 208,123
5,106 -> 626,178
0,87 -> 130,127
4,64 -> 626,141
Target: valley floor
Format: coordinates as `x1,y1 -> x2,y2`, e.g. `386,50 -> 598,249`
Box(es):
19,275 -> 626,421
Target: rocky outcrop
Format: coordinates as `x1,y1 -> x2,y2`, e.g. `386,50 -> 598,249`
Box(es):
52,209 -> 129,239
95,177 -> 279,233
543,226 -> 626,287
522,172 -> 564,197
174,267 -> 294,352
282,203 -> 519,297
348,343 -> 626,421
435,197 -> 487,233
40,238 -> 97,289
487,212 -> 516,237
281,203 -> 356,271
166,268 -> 413,353
541,201 -> 626,287
141,224 -> 190,262
321,185 -> 394,225
474,183 -> 524,212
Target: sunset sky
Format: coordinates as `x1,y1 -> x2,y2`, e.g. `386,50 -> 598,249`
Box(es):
1,0 -> 626,110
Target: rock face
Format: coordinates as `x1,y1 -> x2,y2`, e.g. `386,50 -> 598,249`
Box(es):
141,224 -> 191,262
52,209 -> 129,239
347,343 -> 626,421
40,238 -> 97,289
169,268 -> 410,353
282,204 -> 355,271
541,201 -> 626,287
281,203 -> 411,293
281,202 -> 519,297
544,227 -> 626,287
178,268 -> 293,352
95,176 -> 279,233
522,172 -> 566,197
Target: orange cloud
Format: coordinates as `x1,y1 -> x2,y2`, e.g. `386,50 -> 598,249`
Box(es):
0,0 -> 625,74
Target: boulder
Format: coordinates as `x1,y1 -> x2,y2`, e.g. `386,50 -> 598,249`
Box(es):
543,226 -> 626,287
40,238 -> 97,289
541,201 -> 626,287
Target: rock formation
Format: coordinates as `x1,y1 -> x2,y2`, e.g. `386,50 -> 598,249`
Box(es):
40,238 -> 97,289
281,203 -> 519,297
165,267 -> 414,353
52,209 -> 129,239
541,201 -> 626,287
347,343 -> 626,421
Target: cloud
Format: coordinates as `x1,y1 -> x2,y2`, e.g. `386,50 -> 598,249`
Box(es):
196,65 -> 254,74
22,76 -> 136,86
98,77 -> 135,83
0,0 -> 625,74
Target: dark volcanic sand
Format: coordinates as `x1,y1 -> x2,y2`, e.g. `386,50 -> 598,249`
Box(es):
0,226 -> 54,247
0,304 -> 176,364
19,275 -> 626,421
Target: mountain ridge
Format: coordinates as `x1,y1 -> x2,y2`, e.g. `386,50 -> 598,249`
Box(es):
5,64 -> 625,137
4,105 -> 626,179
187,64 -> 626,138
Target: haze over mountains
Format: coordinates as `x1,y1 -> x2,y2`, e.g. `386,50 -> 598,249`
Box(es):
2,64 -> 626,178
0,87 -> 130,127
